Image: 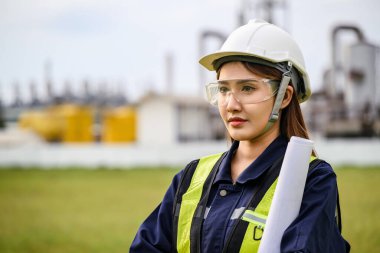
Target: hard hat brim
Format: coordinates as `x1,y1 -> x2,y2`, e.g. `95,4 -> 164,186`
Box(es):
199,51 -> 281,71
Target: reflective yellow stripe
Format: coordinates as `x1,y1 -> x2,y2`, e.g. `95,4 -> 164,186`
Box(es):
176,153 -> 223,253
241,210 -> 267,229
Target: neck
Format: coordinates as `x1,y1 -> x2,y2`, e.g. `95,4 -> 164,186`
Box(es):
231,126 -> 280,183
238,132 -> 279,160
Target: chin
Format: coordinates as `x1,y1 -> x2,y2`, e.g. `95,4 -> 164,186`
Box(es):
229,132 -> 256,141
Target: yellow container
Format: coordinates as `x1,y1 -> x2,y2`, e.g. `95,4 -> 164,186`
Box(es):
17,104 -> 94,142
18,110 -> 63,142
58,104 -> 94,143
102,106 -> 136,143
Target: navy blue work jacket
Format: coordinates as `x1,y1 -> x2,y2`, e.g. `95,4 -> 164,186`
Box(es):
130,135 -> 349,252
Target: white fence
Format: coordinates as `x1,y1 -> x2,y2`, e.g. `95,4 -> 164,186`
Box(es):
0,138 -> 380,168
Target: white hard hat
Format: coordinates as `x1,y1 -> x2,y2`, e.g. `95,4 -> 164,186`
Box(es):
199,19 -> 311,103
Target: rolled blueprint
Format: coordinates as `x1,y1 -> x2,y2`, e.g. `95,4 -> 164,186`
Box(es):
258,136 -> 314,253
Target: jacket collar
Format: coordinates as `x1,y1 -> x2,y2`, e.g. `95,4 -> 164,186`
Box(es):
214,135 -> 288,185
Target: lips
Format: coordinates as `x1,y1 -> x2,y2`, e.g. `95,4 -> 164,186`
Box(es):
228,117 -> 247,127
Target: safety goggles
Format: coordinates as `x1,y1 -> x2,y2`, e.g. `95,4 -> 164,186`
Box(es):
205,78 -> 280,106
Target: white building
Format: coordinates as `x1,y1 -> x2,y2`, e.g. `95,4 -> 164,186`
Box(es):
137,93 -> 224,145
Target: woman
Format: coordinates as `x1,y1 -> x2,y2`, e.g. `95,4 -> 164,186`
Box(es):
130,20 -> 350,253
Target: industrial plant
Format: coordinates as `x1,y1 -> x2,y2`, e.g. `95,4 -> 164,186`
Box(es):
0,0 -> 379,151
304,25 -> 380,138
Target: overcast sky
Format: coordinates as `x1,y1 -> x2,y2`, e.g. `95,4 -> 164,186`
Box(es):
0,0 -> 379,104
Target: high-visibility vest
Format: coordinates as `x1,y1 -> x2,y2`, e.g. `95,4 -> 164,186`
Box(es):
173,153 -> 320,253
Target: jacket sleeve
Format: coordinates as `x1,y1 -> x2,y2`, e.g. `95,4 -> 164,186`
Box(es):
130,169 -> 184,253
280,160 -> 350,253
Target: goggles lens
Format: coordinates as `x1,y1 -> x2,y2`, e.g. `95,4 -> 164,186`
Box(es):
205,78 -> 279,106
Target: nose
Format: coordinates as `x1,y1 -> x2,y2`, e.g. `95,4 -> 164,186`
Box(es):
225,93 -> 242,112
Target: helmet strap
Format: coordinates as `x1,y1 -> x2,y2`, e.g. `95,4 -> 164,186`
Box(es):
253,63 -> 292,139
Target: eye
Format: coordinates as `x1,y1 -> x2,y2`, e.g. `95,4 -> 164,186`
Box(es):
218,85 -> 229,94
241,85 -> 255,93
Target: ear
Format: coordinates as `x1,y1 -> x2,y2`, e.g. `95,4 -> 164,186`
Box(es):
281,85 -> 294,109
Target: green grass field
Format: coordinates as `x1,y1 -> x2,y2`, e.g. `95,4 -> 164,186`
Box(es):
0,166 -> 379,253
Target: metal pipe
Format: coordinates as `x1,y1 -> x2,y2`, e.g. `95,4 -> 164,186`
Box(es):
331,25 -> 366,96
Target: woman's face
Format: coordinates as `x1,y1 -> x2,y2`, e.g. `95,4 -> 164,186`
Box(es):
217,61 -> 279,141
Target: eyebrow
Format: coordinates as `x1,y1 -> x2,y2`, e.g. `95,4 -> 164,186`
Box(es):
217,79 -> 260,85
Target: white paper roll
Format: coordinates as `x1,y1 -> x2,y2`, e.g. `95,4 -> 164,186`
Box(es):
258,136 -> 314,253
